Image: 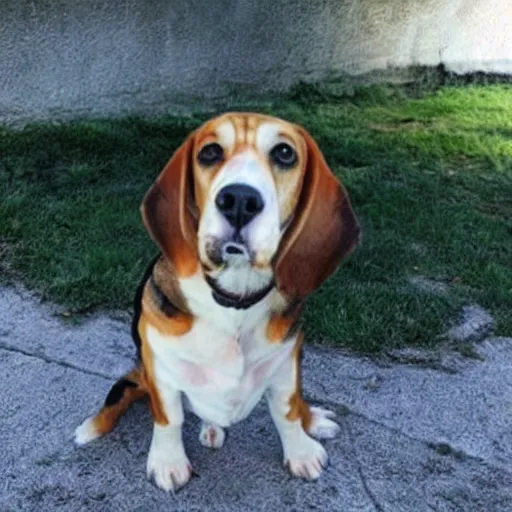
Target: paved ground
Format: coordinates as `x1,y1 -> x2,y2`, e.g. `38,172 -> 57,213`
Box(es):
1,285 -> 511,511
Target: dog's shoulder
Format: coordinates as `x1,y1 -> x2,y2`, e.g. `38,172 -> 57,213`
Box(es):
131,254 -> 195,354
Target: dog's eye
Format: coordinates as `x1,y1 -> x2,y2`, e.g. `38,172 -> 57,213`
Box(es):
270,143 -> 297,169
198,143 -> 224,166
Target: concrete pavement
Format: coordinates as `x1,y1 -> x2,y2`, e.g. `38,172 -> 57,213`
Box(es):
1,285 -> 511,511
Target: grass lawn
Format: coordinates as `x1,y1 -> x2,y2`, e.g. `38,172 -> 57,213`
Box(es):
1,82 -> 511,352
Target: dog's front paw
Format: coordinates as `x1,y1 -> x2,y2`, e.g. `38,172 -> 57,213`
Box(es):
308,406 -> 340,439
284,435 -> 328,480
147,451 -> 192,492
199,422 -> 225,449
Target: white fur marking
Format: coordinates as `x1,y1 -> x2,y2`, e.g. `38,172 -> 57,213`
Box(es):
146,423 -> 192,492
213,265 -> 273,297
308,407 -> 340,439
268,401 -> 330,481
74,417 -> 101,445
256,122 -> 285,154
215,121 -> 236,150
199,422 -> 226,449
285,433 -> 329,480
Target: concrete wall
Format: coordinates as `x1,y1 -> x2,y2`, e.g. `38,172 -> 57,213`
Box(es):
1,0 -> 511,125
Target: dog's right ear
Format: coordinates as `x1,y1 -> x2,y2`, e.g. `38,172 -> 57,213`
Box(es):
141,133 -> 199,277
274,126 -> 360,300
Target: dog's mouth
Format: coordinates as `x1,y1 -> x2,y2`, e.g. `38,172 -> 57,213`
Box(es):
221,242 -> 250,264
205,237 -> 253,268
205,274 -> 274,310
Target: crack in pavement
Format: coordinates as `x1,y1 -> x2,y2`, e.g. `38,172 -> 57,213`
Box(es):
0,343 -> 114,380
345,421 -> 384,512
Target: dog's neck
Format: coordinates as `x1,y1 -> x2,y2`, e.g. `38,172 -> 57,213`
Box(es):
204,263 -> 275,310
205,273 -> 274,310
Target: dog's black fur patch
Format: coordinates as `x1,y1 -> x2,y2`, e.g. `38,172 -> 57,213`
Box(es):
131,254 -> 160,358
104,378 -> 138,407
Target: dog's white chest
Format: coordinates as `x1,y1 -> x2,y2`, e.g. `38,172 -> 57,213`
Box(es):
146,278 -> 294,427
184,342 -> 282,426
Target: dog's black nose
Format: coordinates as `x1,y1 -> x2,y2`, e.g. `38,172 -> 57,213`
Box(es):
215,184 -> 264,229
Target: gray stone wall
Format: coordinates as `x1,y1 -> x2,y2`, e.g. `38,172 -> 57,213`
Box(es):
1,0 -> 510,125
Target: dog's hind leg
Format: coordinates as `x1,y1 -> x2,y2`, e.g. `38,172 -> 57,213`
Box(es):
74,367 -> 147,445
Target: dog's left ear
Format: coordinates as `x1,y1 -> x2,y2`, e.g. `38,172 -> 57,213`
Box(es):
275,127 -> 361,300
140,132 -> 199,277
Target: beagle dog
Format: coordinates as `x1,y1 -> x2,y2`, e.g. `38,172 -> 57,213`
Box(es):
75,113 -> 360,492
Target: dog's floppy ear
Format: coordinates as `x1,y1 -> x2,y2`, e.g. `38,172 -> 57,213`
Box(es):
140,133 -> 199,277
275,127 -> 361,300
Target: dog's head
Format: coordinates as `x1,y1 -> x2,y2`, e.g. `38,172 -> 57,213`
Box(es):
141,113 -> 360,308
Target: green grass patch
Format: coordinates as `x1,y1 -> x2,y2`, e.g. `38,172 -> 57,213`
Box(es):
1,83 -> 511,352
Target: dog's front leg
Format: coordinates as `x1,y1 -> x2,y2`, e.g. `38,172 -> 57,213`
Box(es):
140,320 -> 193,492
145,381 -> 192,492
266,339 -> 340,480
